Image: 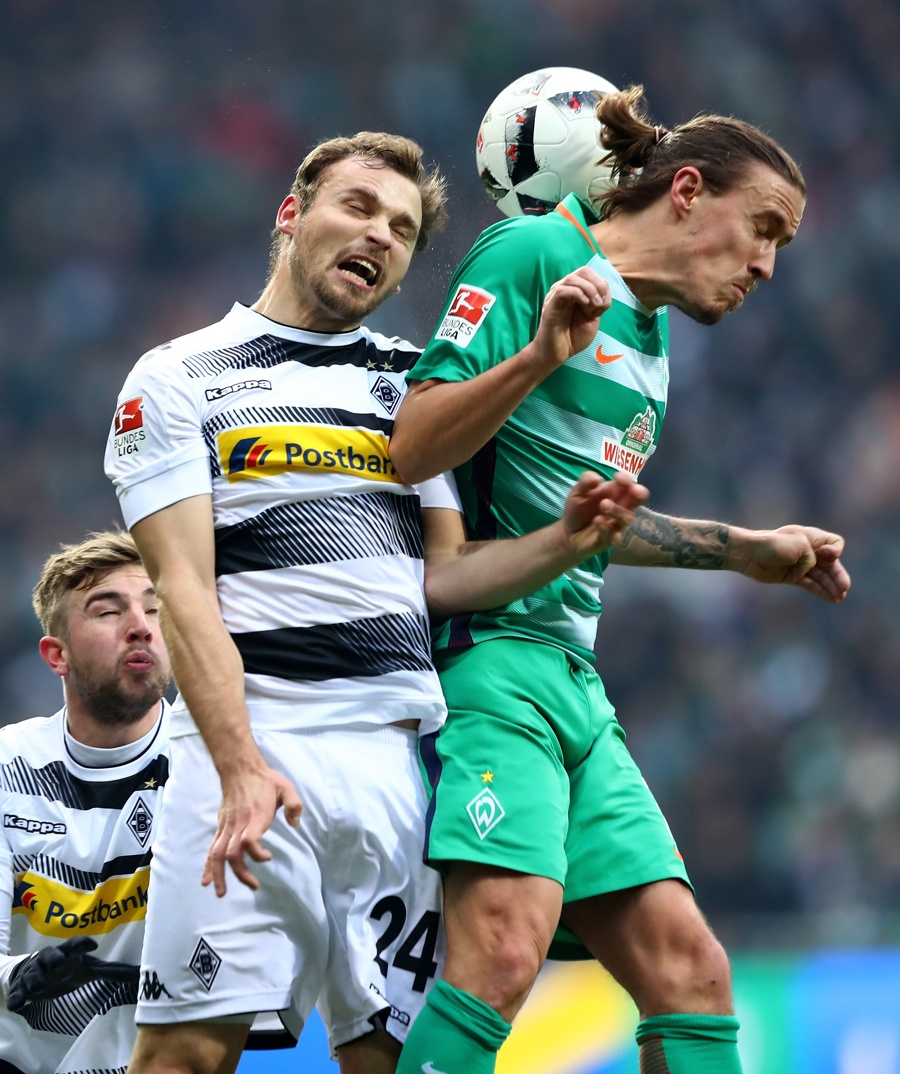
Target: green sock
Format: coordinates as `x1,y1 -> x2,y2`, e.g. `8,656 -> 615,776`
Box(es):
396,980 -> 512,1074
636,1013 -> 742,1074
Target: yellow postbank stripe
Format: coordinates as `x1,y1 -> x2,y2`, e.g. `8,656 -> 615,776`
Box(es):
217,425 -> 401,484
13,867 -> 151,938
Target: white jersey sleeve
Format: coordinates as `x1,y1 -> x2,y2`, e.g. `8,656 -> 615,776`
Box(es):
0,814 -> 26,998
416,471 -> 462,512
105,345 -> 212,529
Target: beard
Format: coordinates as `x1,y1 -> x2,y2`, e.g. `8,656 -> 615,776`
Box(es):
68,659 -> 169,729
287,244 -> 386,327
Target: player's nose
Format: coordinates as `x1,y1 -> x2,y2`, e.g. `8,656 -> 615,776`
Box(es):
749,247 -> 777,281
365,215 -> 392,248
125,605 -> 153,640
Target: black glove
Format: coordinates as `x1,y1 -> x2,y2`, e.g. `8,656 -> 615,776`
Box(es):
7,937 -> 139,1013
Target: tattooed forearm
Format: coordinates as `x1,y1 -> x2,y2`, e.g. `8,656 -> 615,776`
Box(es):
614,508 -> 731,569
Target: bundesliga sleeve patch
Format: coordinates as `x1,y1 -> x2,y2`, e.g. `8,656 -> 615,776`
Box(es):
434,284 -> 495,349
112,396 -> 147,457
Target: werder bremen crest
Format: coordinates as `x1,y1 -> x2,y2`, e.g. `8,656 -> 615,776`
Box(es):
622,407 -> 656,452
600,406 -> 659,476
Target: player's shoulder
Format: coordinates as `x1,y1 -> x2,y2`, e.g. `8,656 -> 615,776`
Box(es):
464,200 -> 586,283
133,306 -> 245,373
0,711 -> 61,767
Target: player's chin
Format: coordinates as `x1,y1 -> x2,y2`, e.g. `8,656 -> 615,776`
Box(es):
334,282 -> 386,319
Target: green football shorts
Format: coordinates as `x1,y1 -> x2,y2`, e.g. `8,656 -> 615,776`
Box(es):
419,637 -> 691,956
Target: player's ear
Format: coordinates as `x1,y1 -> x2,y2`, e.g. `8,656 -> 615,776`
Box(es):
39,636 -> 69,678
670,167 -> 704,215
275,195 -> 300,237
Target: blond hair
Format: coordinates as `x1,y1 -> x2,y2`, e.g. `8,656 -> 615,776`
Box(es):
33,530 -> 144,637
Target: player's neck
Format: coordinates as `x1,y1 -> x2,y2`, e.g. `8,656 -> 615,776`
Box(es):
64,698 -> 162,750
591,211 -> 678,311
252,274 -> 361,335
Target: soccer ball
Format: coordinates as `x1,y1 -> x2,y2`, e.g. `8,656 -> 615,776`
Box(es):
476,66 -> 620,217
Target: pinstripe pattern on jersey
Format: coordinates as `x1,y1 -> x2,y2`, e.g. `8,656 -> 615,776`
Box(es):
215,491 -> 422,575
19,977 -> 138,1038
0,707 -> 169,1073
108,304 -> 448,734
233,611 -> 432,682
414,194 -> 668,665
205,405 -> 395,437
12,851 -> 152,891
0,756 -> 168,811
181,331 -> 421,380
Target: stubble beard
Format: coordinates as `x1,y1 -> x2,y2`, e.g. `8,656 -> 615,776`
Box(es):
69,662 -> 169,729
288,245 -> 387,328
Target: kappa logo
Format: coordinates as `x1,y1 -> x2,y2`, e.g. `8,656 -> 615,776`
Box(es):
205,379 -> 272,401
466,788 -> 505,840
5,814 -> 66,836
140,970 -> 172,1000
435,285 -> 495,350
370,374 -> 402,415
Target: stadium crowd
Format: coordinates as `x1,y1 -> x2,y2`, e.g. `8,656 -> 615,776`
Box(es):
0,0 -> 898,946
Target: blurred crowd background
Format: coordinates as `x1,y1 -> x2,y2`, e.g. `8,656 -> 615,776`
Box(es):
1,0 -> 898,948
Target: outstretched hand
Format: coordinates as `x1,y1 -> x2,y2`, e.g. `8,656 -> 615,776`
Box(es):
202,763 -> 303,897
563,470 -> 650,559
7,937 -> 139,1012
734,524 -> 850,602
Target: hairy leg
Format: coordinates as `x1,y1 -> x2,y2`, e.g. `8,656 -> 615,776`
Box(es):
337,1024 -> 401,1074
394,863 -> 562,1074
127,1021 -> 249,1074
562,878 -> 733,1016
442,862 -> 563,1022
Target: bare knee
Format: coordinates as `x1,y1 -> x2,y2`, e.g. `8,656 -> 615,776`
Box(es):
649,922 -> 733,1014
442,865 -> 561,1022
564,880 -> 735,1018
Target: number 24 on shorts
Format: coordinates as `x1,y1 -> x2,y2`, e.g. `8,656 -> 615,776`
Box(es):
370,896 -> 440,992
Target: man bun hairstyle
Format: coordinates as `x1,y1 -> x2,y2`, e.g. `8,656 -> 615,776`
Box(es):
595,84 -> 806,218
33,529 -> 143,637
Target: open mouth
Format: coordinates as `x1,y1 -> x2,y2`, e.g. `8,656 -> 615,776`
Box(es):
338,256 -> 381,289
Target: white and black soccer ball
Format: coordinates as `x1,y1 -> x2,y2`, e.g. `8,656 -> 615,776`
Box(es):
476,66 -> 620,218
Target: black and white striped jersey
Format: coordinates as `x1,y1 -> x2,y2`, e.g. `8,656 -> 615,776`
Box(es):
105,304 -> 456,739
0,704 -> 169,1074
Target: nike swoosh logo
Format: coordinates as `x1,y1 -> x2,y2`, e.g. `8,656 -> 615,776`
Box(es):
422,1063 -> 449,1074
596,344 -> 624,364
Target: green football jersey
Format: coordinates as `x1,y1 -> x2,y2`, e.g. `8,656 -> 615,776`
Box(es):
412,194 -> 670,666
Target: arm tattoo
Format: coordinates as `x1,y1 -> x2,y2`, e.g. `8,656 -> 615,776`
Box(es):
618,508 -> 730,569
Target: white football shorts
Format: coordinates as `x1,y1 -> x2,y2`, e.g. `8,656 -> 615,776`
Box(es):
136,725 -> 444,1055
